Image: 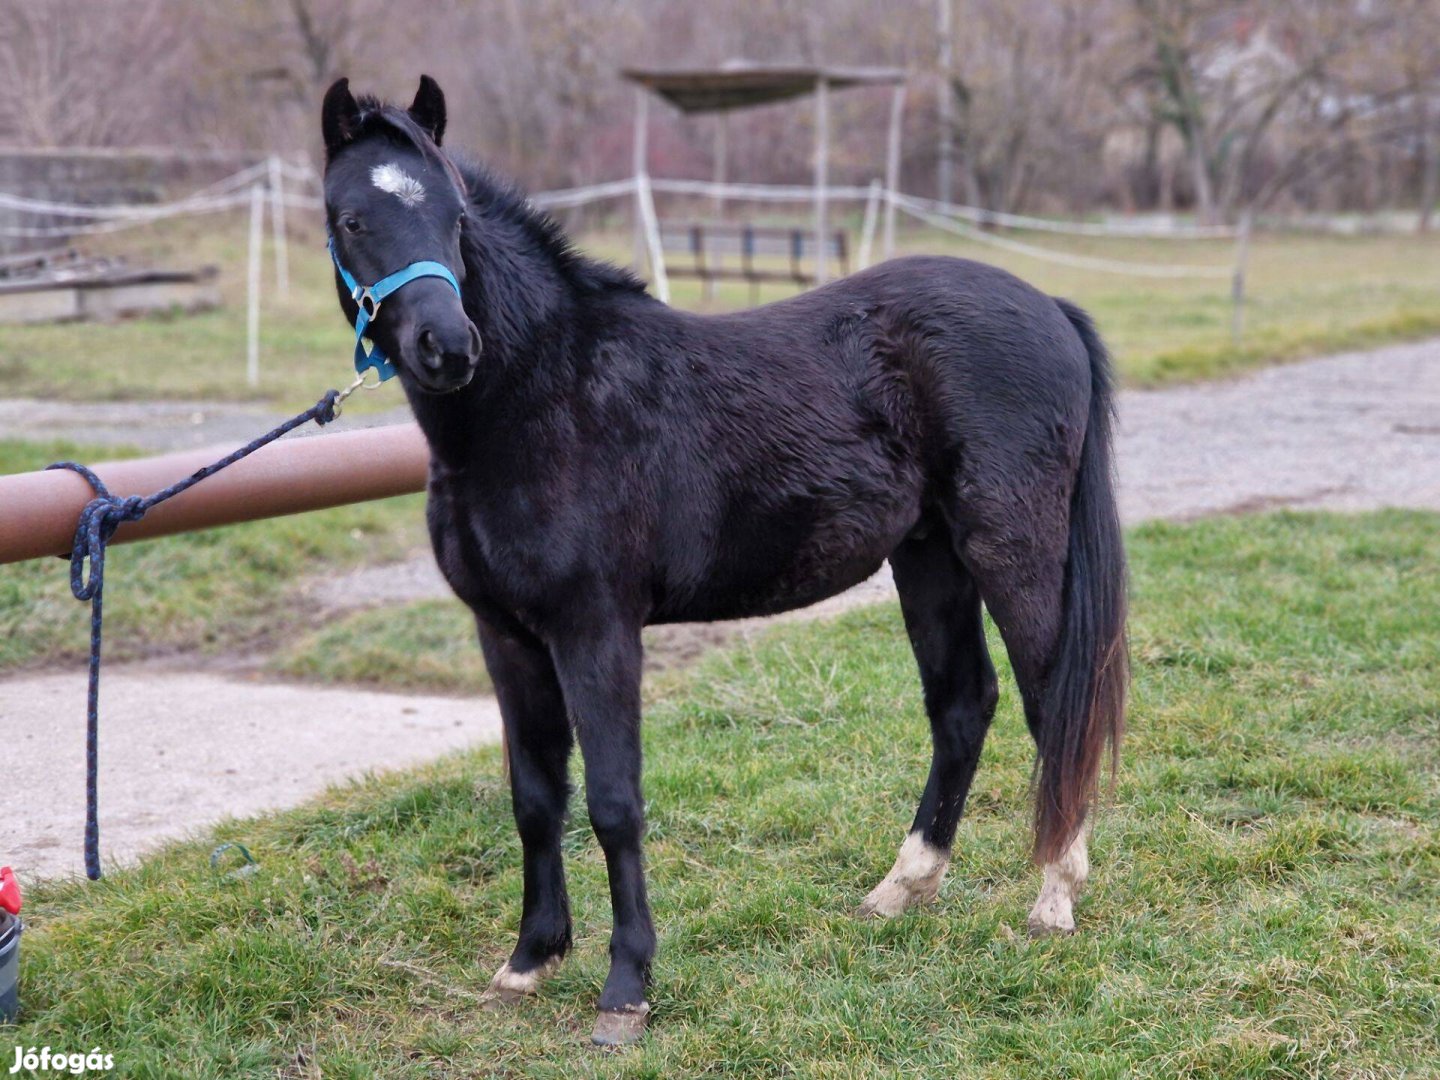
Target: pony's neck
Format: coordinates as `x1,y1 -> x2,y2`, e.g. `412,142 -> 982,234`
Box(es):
406,164 -> 648,469
405,178 -> 575,467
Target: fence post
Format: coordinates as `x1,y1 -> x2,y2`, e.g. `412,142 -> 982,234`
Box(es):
858,179 -> 882,270
246,183 -> 264,388
1230,208 -> 1253,346
268,156 -> 289,298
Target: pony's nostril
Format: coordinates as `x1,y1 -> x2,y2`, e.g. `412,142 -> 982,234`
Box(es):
417,328 -> 442,367
468,323 -> 482,359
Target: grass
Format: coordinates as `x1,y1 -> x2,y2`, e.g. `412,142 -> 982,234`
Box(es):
0,438 -> 429,673
0,211 -> 1437,411
274,599 -> 491,696
6,511 -> 1438,1077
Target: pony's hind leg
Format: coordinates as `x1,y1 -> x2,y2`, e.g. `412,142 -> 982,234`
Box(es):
476,623 -> 575,1004
858,531 -> 999,918
959,530 -> 1092,937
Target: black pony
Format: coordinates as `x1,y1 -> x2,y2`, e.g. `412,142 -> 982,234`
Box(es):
321,76 -> 1128,1046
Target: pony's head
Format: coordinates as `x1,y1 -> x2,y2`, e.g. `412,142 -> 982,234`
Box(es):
321,76 -> 481,394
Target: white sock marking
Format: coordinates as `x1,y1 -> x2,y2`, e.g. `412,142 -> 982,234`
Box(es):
482,956 -> 561,1001
1028,826 -> 1090,935
371,162 -> 426,207
858,831 -> 950,917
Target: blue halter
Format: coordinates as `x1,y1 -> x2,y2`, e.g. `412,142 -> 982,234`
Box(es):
328,235 -> 462,382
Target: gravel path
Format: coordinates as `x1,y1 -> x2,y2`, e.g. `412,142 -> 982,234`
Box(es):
4,337 -> 1438,881
0,397 -> 413,452
1117,338 -> 1440,520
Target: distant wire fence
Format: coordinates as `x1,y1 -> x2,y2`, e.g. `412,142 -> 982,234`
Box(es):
1,165 -> 1258,379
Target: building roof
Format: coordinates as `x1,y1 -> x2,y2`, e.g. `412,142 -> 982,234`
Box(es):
621,62 -> 907,114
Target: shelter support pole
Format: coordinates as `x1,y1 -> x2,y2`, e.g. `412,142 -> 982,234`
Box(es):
1231,208 -> 1254,345
937,0 -> 954,205
814,75 -> 830,285
246,183 -> 263,388
714,112 -> 728,217
632,88 -> 650,274
268,156 -> 289,297
883,83 -> 906,260
0,425 -> 430,567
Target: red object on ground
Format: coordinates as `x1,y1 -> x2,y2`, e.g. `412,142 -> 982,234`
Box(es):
0,867 -> 20,914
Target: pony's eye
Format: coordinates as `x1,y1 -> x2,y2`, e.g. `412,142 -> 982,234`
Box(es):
341,215 -> 362,235
455,213 -> 465,232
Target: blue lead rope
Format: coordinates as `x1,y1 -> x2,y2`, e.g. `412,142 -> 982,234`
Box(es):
47,237 -> 460,880
48,390 -> 344,880
328,236 -> 461,383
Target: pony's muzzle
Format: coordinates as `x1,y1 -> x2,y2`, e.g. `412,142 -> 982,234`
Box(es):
407,308 -> 482,392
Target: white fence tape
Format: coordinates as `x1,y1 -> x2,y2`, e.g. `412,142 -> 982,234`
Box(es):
892,195 -> 1234,280
0,191 -> 252,238
896,192 -> 1239,240
649,178 -> 877,202
2,168 -> 1240,282
530,177 -> 637,210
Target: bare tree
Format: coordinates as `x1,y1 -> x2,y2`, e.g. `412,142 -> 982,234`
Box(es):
0,0 -> 191,147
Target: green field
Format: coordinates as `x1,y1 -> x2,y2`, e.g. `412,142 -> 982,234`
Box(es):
1,210 -> 1437,411
8,512 -> 1438,1078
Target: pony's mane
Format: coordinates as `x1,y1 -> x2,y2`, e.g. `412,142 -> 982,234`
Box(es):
352,98 -> 646,297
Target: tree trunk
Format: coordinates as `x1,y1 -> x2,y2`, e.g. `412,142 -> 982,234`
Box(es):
1419,96 -> 1437,233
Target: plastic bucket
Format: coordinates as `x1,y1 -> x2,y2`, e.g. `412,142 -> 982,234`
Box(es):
0,909 -> 19,1023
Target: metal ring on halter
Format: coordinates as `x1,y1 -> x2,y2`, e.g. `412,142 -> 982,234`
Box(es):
332,369 -> 384,416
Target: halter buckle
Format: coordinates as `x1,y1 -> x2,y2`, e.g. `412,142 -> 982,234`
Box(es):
354,287 -> 381,320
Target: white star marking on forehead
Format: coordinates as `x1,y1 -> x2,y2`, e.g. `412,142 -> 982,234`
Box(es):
371,162 -> 426,207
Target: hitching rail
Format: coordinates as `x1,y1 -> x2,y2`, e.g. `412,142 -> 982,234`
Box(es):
0,423 -> 429,565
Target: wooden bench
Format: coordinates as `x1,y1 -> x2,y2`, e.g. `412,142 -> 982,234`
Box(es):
659,221 -> 849,301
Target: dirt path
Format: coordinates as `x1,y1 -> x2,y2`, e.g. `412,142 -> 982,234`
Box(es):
4,337 -> 1438,881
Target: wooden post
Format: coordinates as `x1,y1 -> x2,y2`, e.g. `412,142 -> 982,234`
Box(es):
814,75 -> 830,285
858,179 -> 882,270
883,83 -> 906,261
632,88 -> 650,274
268,156 -> 289,298
246,183 -> 263,388
1230,208 -> 1254,346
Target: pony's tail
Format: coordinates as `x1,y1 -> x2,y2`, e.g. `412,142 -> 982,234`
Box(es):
1034,299 -> 1129,865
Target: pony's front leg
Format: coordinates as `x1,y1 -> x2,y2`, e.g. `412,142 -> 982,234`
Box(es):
550,619 -> 654,1046
477,623 -> 575,1004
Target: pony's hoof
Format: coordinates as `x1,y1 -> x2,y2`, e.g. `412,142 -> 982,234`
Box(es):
1026,907 -> 1077,937
591,1003 -> 650,1047
856,833 -> 948,918
855,880 -> 914,919
480,958 -> 559,1009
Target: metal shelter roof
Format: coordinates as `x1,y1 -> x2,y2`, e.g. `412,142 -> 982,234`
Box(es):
621,63 -> 907,114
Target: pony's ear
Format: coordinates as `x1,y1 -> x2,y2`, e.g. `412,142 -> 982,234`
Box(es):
321,77 -> 361,158
409,74 -> 447,146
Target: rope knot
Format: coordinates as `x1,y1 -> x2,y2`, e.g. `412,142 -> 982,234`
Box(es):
314,389 -> 341,425
45,463 -> 148,601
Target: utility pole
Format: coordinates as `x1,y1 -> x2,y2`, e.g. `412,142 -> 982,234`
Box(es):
937,0 -> 954,205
